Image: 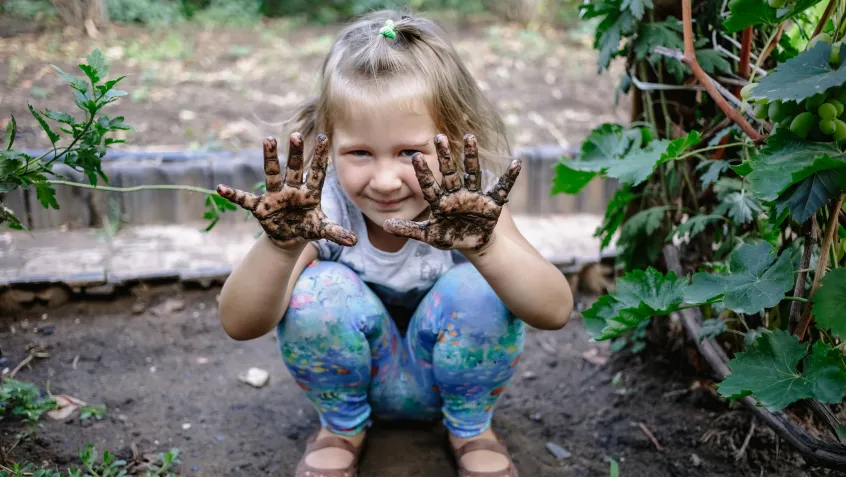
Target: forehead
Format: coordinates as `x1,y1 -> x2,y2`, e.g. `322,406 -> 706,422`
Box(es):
331,87 -> 438,144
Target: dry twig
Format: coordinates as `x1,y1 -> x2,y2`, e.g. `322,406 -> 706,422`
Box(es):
638,422 -> 664,451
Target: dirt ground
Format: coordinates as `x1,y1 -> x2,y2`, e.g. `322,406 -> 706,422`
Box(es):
0,14 -> 628,153
0,286 -> 832,477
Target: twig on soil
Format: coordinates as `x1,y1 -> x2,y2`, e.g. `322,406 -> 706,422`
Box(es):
638,422 -> 664,451
789,218 -> 817,334
8,354 -> 34,379
678,0 -> 765,141
735,421 -> 756,460
796,193 -> 846,340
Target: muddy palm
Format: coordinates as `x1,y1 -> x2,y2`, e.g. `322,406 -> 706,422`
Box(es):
216,133 -> 358,249
384,133 -> 521,251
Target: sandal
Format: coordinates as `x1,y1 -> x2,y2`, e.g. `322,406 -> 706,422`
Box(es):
449,436 -> 519,477
295,430 -> 366,477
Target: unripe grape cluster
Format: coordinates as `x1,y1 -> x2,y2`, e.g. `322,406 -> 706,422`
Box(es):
742,83 -> 846,141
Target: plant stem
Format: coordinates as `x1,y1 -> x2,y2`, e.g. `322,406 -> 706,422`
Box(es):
782,296 -> 809,303
797,194 -> 846,340
639,62 -> 658,136
749,25 -> 782,83
47,180 -> 218,195
656,62 -> 672,139
813,0 -> 838,39
736,27 -> 753,97
679,0 -> 765,141
677,142 -> 747,161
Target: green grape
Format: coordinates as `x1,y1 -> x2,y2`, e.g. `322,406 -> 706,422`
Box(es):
820,102 -> 838,119
830,99 -> 845,116
809,33 -> 833,49
806,93 -> 827,109
790,112 -> 815,138
820,118 -> 836,134
754,103 -> 769,119
779,115 -> 795,129
768,0 -> 785,7
832,42 -> 842,66
834,119 -> 846,140
835,89 -> 846,106
768,101 -> 790,122
740,83 -> 757,100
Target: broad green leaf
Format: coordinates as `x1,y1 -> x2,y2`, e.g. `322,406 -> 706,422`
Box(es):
552,162 -> 596,194
51,65 -> 88,92
582,268 -> 687,340
684,242 -> 795,313
621,0 -> 653,19
696,160 -> 729,188
96,76 -> 128,96
775,170 -> 846,224
731,161 -> 753,177
3,115 -> 15,151
812,268 -> 846,339
86,48 -> 108,78
696,49 -> 732,75
633,19 -> 683,62
561,123 -> 663,186
43,109 -> 74,124
715,191 -> 763,224
34,182 -> 59,210
103,89 -> 128,101
620,206 -> 668,240
584,2 -> 635,72
747,131 -> 846,201
580,123 -> 641,170
616,205 -> 670,270
668,214 -> 724,241
697,318 -> 727,341
661,130 -> 701,161
603,139 -> 669,185
2,205 -> 24,230
750,41 -> 846,103
78,64 -> 100,85
27,105 -> 59,145
718,329 -> 846,409
594,187 -> 635,249
724,0 -> 823,32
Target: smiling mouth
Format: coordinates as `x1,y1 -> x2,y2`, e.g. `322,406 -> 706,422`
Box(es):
369,197 -> 407,208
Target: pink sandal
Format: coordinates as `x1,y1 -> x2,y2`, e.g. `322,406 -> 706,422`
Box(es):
450,437 -> 519,477
294,431 -> 366,477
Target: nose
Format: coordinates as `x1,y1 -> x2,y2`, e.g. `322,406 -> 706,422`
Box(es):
369,161 -> 403,195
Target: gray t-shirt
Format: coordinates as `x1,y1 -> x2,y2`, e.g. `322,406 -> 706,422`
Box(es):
311,172 -> 469,333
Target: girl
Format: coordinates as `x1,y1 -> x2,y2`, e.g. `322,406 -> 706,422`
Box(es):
216,10 -> 573,477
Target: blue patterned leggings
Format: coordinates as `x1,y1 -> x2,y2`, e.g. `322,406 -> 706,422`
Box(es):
276,261 -> 525,438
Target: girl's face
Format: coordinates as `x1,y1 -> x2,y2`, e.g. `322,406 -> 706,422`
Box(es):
332,97 -> 443,229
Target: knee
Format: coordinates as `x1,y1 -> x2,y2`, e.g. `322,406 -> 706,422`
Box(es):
281,261 -> 380,337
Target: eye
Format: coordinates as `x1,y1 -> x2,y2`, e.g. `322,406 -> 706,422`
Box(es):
349,150 -> 371,157
399,149 -> 422,159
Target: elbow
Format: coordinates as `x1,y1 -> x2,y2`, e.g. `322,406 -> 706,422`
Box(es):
219,306 -> 267,342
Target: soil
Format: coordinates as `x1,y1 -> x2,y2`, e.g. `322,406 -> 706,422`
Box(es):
0,15 -> 628,153
0,287 -> 835,477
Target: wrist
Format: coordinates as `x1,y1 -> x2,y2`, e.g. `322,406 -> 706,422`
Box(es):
261,234 -> 308,260
461,230 -> 499,260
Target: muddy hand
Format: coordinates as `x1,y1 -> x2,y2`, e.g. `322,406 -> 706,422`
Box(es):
216,133 -> 358,249
383,133 -> 521,251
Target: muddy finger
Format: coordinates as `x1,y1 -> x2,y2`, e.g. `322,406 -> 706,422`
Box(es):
411,154 -> 443,205
321,221 -> 358,247
216,184 -> 260,211
487,159 -> 522,205
463,133 -> 481,192
306,133 -> 330,193
285,132 -> 306,187
435,134 -> 461,193
263,137 -> 283,192
383,218 -> 428,242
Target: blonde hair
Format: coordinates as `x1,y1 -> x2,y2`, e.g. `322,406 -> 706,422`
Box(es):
291,9 -> 511,181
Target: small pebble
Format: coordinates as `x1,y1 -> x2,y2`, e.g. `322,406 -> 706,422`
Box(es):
545,442 -> 571,460
131,303 -> 146,314
40,326 -> 55,336
182,423 -> 191,430
691,453 -> 702,467
191,466 -> 199,472
0,357 -> 8,366
216,435 -> 225,441
529,413 -> 543,422
239,367 -> 270,388
150,366 -> 156,373
523,371 -> 537,380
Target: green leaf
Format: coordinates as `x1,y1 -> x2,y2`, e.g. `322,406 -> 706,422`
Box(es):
621,0 -> 653,19
3,115 -> 15,151
616,205 -> 670,270
27,105 -> 59,145
35,182 -> 59,210
582,268 -> 687,340
812,268 -> 846,339
731,160 -> 753,177
775,169 -> 846,224
585,2 -> 636,73
696,160 -> 729,188
51,65 -> 88,92
634,19 -> 683,62
668,214 -> 724,241
43,109 -> 74,124
749,41 -> 846,103
718,329 -> 846,409
562,124 -> 666,186
723,0 -> 823,33
696,49 -> 732,75
594,187 -> 635,249
684,242 -> 795,313
78,64 -> 100,85
96,76 -> 128,96
662,130 -> 701,161
603,139 -> 670,185
552,161 -> 596,194
698,318 -> 727,341
2,205 -> 24,230
747,130 -> 846,201
715,191 -> 763,224
87,48 -> 108,79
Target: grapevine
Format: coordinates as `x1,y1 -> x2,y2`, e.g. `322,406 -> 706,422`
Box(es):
560,0 -> 846,469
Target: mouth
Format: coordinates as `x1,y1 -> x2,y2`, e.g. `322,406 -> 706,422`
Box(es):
368,196 -> 408,208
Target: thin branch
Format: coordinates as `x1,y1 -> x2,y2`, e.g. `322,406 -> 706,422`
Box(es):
751,24 -> 785,83
797,193 -> 846,340
813,0 -> 838,39
47,180 -> 218,195
736,27 -> 753,96
789,217 -> 817,334
678,0 -> 765,141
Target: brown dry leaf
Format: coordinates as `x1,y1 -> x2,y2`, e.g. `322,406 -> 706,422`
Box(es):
47,394 -> 87,420
581,348 -> 609,366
